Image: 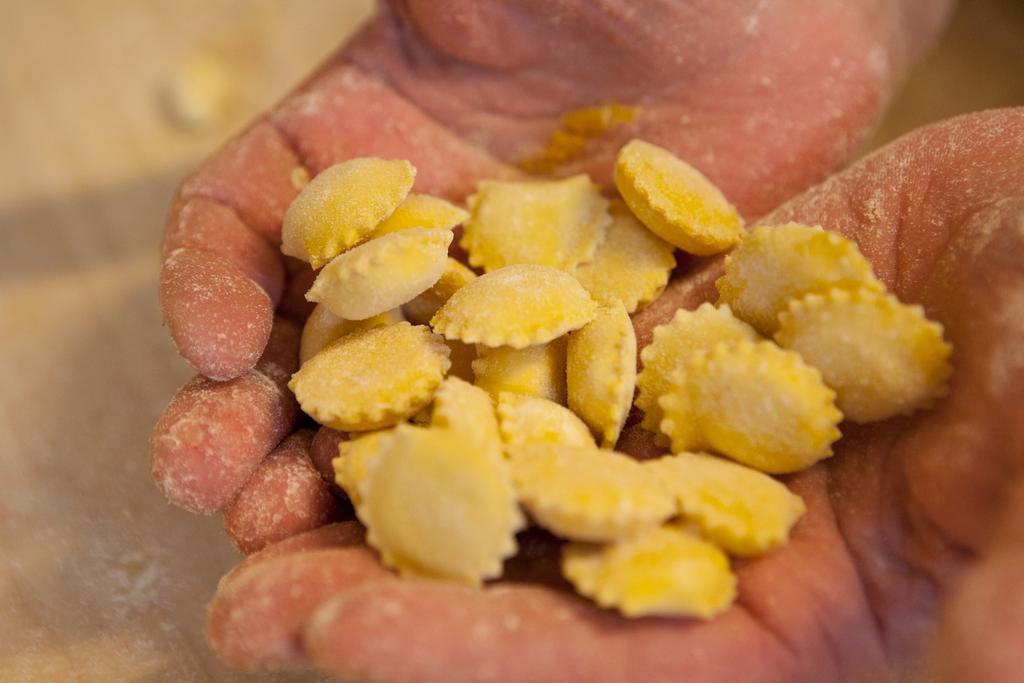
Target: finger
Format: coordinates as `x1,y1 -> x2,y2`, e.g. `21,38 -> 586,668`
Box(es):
162,197 -> 285,304
206,529 -> 390,670
151,317 -> 301,513
309,426 -> 346,491
177,120 -> 302,244
160,121 -> 303,379
229,520 -> 366,577
160,248 -> 274,381
270,62 -> 515,199
149,370 -> 297,514
223,430 -> 343,555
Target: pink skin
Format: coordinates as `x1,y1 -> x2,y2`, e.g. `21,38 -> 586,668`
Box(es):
254,315 -> 301,387
206,523 -> 389,670
159,248 -> 274,380
163,197 -> 285,304
149,369 -> 297,514
223,431 -> 343,555
150,2 -> 1024,680
309,426 -> 347,491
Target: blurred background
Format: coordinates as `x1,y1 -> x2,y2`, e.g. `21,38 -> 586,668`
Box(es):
0,1 -> 1022,680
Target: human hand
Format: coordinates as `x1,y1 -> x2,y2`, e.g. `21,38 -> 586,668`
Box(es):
201,108 -> 1024,682
147,2 -> 1024,681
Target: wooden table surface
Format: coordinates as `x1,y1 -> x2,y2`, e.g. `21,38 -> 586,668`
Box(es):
0,1 -> 1021,681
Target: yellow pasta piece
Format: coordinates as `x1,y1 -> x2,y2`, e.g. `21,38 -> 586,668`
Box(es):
496,393 -> 594,449
716,223 -> 884,333
432,264 -> 597,348
614,140 -> 743,255
472,338 -> 567,404
281,158 -> 415,268
333,430 -> 389,507
636,303 -> 758,444
460,175 -> 611,272
359,425 -> 524,584
645,452 -> 806,556
431,377 -> 502,457
572,208 -> 676,312
299,304 -> 404,365
567,302 -> 637,447
404,258 -> 477,325
509,444 -> 675,542
661,340 -> 841,473
562,525 -> 736,618
289,322 -> 450,431
307,227 -> 452,321
371,193 -> 469,237
775,288 -> 952,422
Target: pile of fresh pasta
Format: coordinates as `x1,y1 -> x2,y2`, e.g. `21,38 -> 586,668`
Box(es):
281,137 -> 952,618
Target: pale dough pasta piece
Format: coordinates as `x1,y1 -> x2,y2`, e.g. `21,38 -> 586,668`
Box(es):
431,377 -> 502,457
572,206 -> 676,313
509,443 -> 674,542
359,425 -> 523,584
496,393 -> 594,449
661,340 -> 841,473
289,322 -> 450,431
472,338 -> 567,404
775,288 -> 952,422
404,257 -> 477,325
636,303 -> 758,444
716,223 -> 883,333
461,175 -> 611,272
371,194 -> 469,237
567,302 -> 637,447
299,304 -> 404,365
645,452 -> 806,556
432,264 -> 597,349
307,227 -> 452,321
282,158 -> 415,268
614,139 -> 743,255
562,525 -> 736,618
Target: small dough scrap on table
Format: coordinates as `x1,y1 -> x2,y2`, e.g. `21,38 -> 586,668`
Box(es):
431,264 -> 596,349
636,303 -> 758,444
472,338 -> 567,404
509,443 -> 675,542
281,158 -> 415,268
307,227 -> 452,321
775,288 -> 952,422
645,452 -> 806,556
614,139 -> 744,255
567,302 -> 637,447
562,524 -> 737,618
661,340 -> 841,473
716,223 -> 883,334
359,425 -> 524,584
496,393 -> 594,449
289,322 -> 450,432
461,175 -> 611,272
